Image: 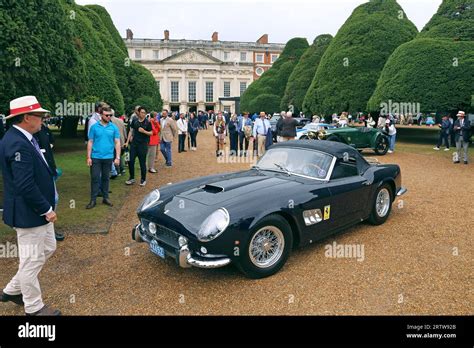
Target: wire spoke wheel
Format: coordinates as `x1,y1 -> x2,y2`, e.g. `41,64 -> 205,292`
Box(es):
249,226 -> 285,269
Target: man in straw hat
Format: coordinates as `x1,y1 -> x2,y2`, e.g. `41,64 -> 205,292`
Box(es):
453,111 -> 471,164
0,96 -> 61,316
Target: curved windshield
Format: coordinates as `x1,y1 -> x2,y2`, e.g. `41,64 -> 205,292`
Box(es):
256,147 -> 335,180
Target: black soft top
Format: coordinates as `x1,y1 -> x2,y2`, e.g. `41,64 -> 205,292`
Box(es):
270,140 -> 370,172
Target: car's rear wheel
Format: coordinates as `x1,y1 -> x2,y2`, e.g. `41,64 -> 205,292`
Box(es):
374,136 -> 389,155
368,184 -> 393,225
300,135 -> 309,140
237,214 -> 292,279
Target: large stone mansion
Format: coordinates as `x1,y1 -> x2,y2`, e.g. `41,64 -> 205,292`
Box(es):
125,29 -> 285,114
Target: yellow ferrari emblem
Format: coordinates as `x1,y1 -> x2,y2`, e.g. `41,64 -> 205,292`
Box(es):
324,205 -> 331,220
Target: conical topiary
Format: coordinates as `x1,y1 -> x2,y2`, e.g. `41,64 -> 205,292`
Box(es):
280,34 -> 333,115
303,0 -> 418,116
240,37 -> 309,114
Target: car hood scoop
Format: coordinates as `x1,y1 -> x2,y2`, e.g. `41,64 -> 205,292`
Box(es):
177,174 -> 287,206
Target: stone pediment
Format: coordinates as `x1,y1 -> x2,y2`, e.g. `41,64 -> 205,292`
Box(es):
162,49 -> 222,64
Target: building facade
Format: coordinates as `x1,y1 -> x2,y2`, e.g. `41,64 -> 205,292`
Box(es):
125,30 -> 285,114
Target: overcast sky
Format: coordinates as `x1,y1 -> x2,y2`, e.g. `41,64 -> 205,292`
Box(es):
76,0 -> 443,43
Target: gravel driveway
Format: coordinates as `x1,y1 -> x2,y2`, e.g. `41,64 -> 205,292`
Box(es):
1,129 -> 472,315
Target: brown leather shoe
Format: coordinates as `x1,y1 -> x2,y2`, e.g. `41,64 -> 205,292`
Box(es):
26,305 -> 61,316
1,292 -> 24,305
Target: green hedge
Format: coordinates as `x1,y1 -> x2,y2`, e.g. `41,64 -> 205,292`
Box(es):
369,0 -> 474,114
419,0 -> 474,41
0,0 -> 161,118
303,0 -> 418,116
240,38 -> 309,114
281,34 -> 333,115
0,0 -> 85,113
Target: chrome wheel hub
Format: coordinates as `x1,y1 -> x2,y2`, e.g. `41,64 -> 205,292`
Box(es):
249,226 -> 285,269
376,188 -> 390,217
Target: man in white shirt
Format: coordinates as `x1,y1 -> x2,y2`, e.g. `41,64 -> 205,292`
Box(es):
177,113 -> 188,153
252,112 -> 271,157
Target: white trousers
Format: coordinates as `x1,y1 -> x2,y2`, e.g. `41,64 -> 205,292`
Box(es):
4,223 -> 56,314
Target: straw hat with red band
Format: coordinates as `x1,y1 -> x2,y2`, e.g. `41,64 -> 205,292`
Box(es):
6,96 -> 50,120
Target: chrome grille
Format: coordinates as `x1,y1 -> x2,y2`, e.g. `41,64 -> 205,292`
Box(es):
142,219 -> 180,248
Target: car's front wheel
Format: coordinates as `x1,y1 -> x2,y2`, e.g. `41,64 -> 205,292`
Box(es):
237,214 -> 293,279
368,184 -> 393,225
374,136 -> 389,155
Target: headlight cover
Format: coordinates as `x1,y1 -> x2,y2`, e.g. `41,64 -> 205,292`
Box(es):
138,189 -> 161,213
197,208 -> 230,242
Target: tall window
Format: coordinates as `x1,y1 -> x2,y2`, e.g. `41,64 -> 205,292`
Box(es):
156,80 -> 160,92
223,81 -> 231,97
240,52 -> 247,62
135,49 -> 142,59
271,54 -> 279,63
188,81 -> 196,103
224,51 -> 230,61
153,50 -> 160,59
205,82 -> 214,103
171,81 -> 179,103
240,82 -> 247,96
256,53 -> 264,63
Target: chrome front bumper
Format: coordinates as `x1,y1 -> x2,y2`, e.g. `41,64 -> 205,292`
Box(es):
396,187 -> 408,196
132,224 -> 231,269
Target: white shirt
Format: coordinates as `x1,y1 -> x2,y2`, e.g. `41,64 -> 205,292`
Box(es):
13,125 -> 53,216
88,112 -> 101,137
177,118 -> 188,135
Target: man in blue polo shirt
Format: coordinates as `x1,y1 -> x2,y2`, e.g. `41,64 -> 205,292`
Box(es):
86,106 -> 121,209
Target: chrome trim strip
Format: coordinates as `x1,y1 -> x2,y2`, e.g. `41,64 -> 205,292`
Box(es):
397,187 -> 408,196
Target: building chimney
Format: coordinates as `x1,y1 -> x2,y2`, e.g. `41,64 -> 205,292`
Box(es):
126,29 -> 134,40
212,32 -> 219,42
257,34 -> 268,44
164,30 -> 170,40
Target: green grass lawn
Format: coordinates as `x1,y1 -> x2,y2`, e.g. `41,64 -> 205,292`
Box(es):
0,129 -> 131,241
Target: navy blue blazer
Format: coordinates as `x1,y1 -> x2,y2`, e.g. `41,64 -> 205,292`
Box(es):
454,119 -> 471,142
0,127 -> 55,228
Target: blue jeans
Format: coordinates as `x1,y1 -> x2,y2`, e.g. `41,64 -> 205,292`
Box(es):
160,141 -> 172,165
389,134 -> 396,151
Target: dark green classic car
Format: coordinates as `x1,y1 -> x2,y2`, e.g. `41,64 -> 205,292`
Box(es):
307,126 -> 389,156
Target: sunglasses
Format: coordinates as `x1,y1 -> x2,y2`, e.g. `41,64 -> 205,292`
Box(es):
103,114 -> 113,117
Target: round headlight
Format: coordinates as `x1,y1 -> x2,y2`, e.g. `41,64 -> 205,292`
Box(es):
138,189 -> 160,212
197,208 -> 230,242
148,222 -> 157,235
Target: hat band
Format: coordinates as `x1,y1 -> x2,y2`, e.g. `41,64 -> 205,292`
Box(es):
10,103 -> 42,115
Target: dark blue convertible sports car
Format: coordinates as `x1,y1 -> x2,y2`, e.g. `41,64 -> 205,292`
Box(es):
133,140 -> 407,278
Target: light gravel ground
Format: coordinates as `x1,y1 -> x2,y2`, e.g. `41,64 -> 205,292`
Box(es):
0,130 -> 472,315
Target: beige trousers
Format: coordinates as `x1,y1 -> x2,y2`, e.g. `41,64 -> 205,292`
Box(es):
147,145 -> 158,170
257,135 -> 267,157
4,223 -> 56,314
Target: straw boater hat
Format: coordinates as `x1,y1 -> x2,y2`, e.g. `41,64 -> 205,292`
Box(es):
457,111 -> 465,117
6,96 -> 50,120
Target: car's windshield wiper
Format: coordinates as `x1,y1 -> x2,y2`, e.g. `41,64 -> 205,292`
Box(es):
274,163 -> 292,176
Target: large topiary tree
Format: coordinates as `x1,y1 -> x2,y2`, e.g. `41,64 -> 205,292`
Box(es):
85,5 -> 162,114
303,0 -> 418,116
281,34 -> 333,115
368,0 -> 474,114
0,0 -> 85,113
240,38 -> 309,114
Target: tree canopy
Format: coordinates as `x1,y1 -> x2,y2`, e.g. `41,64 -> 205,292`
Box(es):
240,37 -> 309,114
303,0 -> 418,116
0,0 -> 162,117
368,0 -> 474,114
281,34 -> 333,115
